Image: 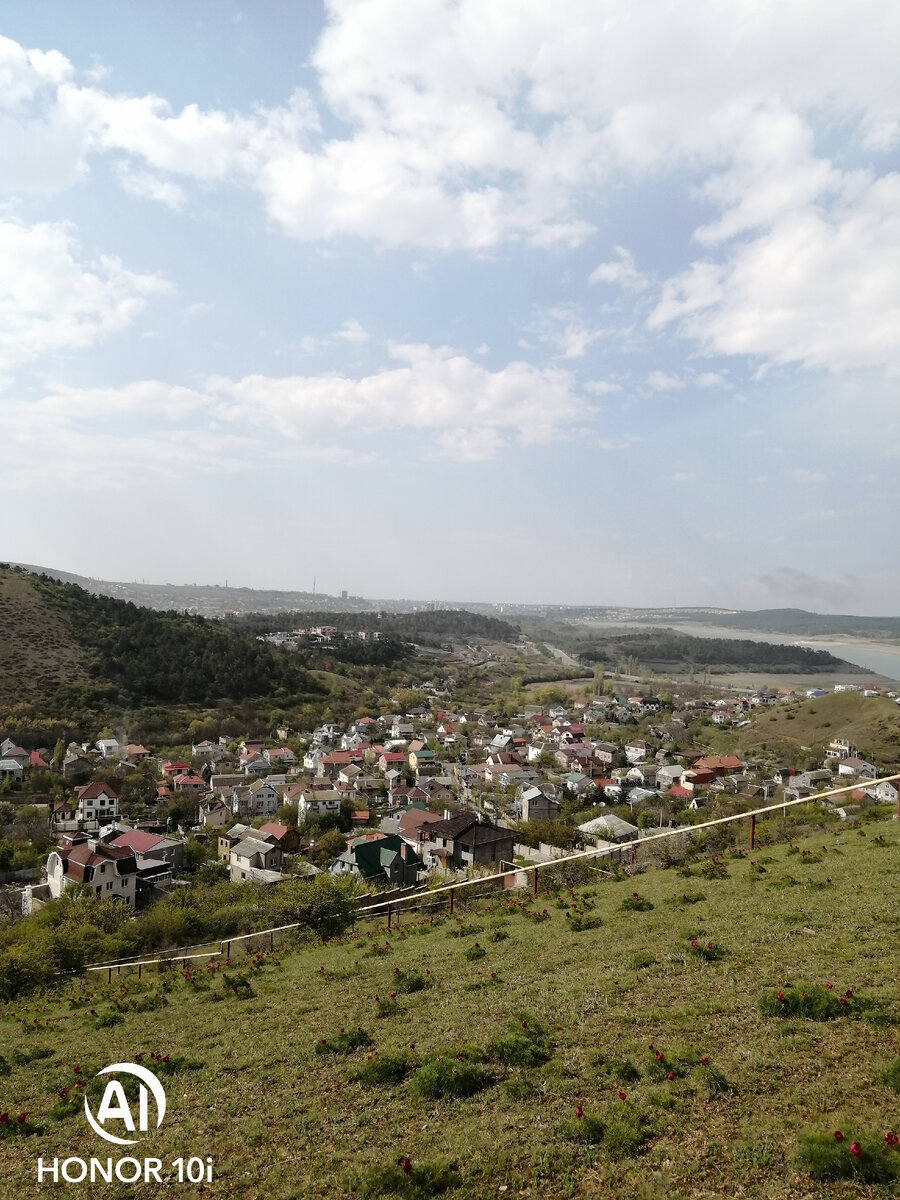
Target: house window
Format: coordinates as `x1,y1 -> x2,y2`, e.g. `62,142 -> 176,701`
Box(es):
107,881 -> 113,891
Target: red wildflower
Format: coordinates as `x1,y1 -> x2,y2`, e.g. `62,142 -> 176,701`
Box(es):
135,1053 -> 143,1062
839,997 -> 847,1006
0,1114 -> 7,1125
618,1091 -> 627,1101
884,1132 -> 898,1145
522,1020 -> 528,1029
401,1157 -> 412,1175
390,991 -> 396,999
491,972 -> 496,979
826,981 -> 833,989
700,1057 -> 709,1066
457,1053 -> 464,1061
776,991 -> 784,1002
667,1072 -> 674,1081
75,1082 -> 83,1090
834,1131 -> 843,1141
73,1066 -> 81,1074
691,940 -> 698,948
16,1114 -> 26,1124
707,942 -> 713,949
575,1105 -> 583,1119
58,1089 -> 69,1098
655,1052 -> 662,1061
850,1142 -> 861,1157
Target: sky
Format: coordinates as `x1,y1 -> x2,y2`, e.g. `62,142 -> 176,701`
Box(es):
1,0 -> 899,612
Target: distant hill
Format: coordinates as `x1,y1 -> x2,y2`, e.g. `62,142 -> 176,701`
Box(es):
0,567 -> 320,712
678,607 -> 900,640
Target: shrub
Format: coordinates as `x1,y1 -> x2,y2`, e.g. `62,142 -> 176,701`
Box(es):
669,890 -> 706,906
394,970 -> 430,994
561,1113 -> 605,1145
620,893 -> 654,913
629,952 -> 655,970
464,945 -> 486,961
593,1054 -> 641,1084
699,858 -> 728,881
604,1103 -> 650,1159
486,1018 -> 550,1069
92,1011 -> 124,1029
758,985 -> 855,1021
315,1028 -> 374,1056
794,1133 -> 899,1183
880,1059 -> 900,1092
375,996 -> 402,1018
490,929 -> 509,943
358,1159 -> 462,1198
355,1052 -> 416,1087
410,1056 -> 494,1099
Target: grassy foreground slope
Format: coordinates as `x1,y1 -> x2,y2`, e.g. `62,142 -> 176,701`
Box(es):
1,824 -> 899,1199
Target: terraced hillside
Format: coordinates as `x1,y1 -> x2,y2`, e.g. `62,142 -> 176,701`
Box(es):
1,819 -> 899,1198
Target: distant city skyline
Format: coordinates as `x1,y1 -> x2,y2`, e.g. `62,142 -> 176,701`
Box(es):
1,2 -> 898,614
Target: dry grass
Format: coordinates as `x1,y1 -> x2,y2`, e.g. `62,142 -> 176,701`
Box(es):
0,570 -> 89,707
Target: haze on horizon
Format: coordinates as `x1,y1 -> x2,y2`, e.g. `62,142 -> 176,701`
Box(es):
1,2 -> 898,616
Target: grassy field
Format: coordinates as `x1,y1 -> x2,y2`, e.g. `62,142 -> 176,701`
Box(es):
1,819 -> 899,1199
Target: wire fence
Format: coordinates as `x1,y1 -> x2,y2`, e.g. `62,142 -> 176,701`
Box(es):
83,772 -> 899,980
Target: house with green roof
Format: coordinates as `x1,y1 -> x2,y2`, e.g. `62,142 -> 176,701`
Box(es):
329,834 -> 421,887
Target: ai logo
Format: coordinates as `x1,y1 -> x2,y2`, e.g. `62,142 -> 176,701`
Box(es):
84,1064 -> 167,1146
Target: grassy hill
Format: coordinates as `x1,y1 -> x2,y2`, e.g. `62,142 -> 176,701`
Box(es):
1,818 -> 899,1197
702,692 -> 900,768
0,566 -> 321,716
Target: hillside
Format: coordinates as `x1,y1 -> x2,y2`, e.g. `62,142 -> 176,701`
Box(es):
0,820 -> 898,1197
704,691 -> 900,767
0,567 -> 320,713
690,608 -> 900,641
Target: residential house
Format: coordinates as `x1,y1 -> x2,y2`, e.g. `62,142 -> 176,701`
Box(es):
229,836 -> 284,883
420,813 -> 514,870
331,834 -> 421,887
519,786 -> 560,823
265,746 -> 295,768
192,740 -> 224,763
655,764 -> 684,791
218,823 -> 252,860
200,796 -> 230,828
256,821 -> 303,853
46,835 -> 138,905
871,779 -> 899,806
74,782 -> 120,830
96,738 -> 120,759
297,788 -> 343,823
837,757 -> 876,779
107,828 -> 184,874
577,813 -> 639,843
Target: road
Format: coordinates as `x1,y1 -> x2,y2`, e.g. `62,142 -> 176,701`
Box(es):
543,644 -> 581,669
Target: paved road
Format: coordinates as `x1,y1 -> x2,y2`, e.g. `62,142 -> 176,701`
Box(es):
544,644 -> 581,669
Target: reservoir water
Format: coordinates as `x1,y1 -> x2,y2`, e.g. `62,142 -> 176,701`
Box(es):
667,623 -> 900,683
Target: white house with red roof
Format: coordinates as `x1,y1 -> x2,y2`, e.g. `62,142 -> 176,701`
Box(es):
46,835 -> 138,905
106,827 -> 184,873
74,782 -> 120,830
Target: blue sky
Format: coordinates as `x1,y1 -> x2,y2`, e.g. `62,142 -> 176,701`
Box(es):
1,1 -> 898,611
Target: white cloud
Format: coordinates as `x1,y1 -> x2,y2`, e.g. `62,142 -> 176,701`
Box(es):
4,346 -> 588,482
589,246 -> 647,292
585,380 -> 621,396
0,217 -> 170,375
793,468 -> 826,484
650,172 -> 900,374
116,164 -> 186,209
696,371 -> 727,388
3,3 -> 898,255
646,370 -> 684,392
668,472 -> 696,482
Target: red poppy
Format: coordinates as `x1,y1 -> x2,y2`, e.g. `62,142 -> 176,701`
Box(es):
884,1132 -> 898,1145
75,1082 -> 83,1090
700,1057 -> 709,1066
0,1114 -> 7,1125
707,942 -> 713,949
135,1053 -> 143,1061
655,1052 -> 662,1061
401,1157 -> 412,1175
667,1072 -> 674,1081
16,1114 -> 26,1124
390,991 -> 396,999
575,1105 -> 583,1119
834,1131 -> 843,1141
691,940 -> 698,948
776,991 -> 784,1002
618,1091 -> 627,1101
521,1020 -> 528,1029
491,972 -> 496,979
73,1066 -> 81,1074
58,1089 -> 69,1098
826,981 -> 833,989
850,1142 -> 861,1157
839,997 -> 847,1006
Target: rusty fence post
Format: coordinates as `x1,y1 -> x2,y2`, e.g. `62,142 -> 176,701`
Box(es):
449,888 -> 454,915
749,815 -> 756,851
629,842 -> 635,866
387,903 -> 392,931
532,867 -> 539,897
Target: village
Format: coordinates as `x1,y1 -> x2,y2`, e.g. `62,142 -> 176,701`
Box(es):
2,676 -> 899,919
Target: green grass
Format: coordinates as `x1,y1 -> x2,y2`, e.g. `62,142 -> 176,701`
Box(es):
0,826 -> 899,1197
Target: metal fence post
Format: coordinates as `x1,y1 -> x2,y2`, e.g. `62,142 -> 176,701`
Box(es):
629,842 -> 635,865
387,903 -> 392,931
749,815 -> 756,851
449,888 -> 454,915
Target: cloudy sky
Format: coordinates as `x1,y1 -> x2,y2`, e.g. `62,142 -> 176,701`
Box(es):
1,1 -> 898,611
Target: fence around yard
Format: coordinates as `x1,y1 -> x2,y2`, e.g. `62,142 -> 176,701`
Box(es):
83,773 -> 899,981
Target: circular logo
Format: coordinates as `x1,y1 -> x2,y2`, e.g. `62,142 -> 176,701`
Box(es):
84,1063 -> 167,1146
